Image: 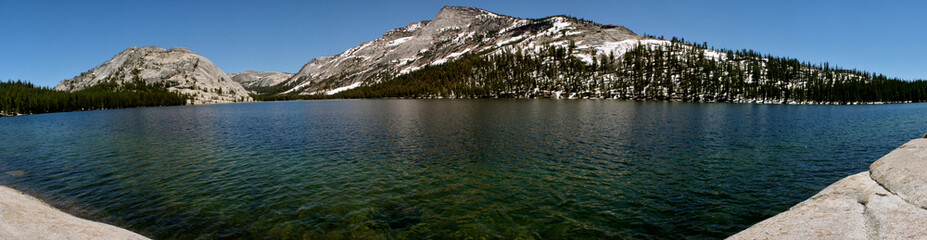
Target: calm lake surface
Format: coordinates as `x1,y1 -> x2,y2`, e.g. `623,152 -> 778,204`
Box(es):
1,100 -> 925,239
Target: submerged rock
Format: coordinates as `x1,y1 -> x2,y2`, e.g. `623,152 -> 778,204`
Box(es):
729,138 -> 927,239
4,170 -> 26,177
370,202 -> 422,229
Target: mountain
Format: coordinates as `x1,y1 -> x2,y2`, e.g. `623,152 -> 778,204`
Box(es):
228,70 -> 294,93
267,6 -> 926,104
55,46 -> 252,104
275,6 -> 645,95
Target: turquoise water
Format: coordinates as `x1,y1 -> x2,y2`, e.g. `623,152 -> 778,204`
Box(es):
0,100 -> 924,239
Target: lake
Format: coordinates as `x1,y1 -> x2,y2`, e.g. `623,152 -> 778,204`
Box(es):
0,100 -> 924,239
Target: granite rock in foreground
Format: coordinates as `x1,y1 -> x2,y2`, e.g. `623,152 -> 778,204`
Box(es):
0,186 -> 149,240
729,138 -> 927,239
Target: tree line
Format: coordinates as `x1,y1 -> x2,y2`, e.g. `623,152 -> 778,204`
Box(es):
1,80 -> 187,116
322,38 -> 927,104
6,36 -> 923,116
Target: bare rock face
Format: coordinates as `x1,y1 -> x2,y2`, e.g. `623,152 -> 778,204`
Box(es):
729,138 -> 927,239
55,46 -> 252,104
228,70 -> 294,91
870,138 -> 927,209
0,186 -> 150,239
279,6 -> 647,95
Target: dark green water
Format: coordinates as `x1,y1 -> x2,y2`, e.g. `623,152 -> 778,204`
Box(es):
0,100 -> 924,239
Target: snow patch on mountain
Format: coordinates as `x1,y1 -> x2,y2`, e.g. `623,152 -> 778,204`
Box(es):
325,81 -> 362,95
595,40 -> 669,56
276,6 -> 644,95
497,36 -> 525,46
552,18 -> 571,30
388,37 -> 413,47
447,48 -> 473,58
400,66 -> 421,74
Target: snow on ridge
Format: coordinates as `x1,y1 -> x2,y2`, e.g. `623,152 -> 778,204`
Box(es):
429,47 -> 474,67
595,39 -> 669,55
496,36 -> 525,46
404,22 -> 424,32
539,17 -> 575,37
575,54 -> 593,64
549,41 -> 570,48
552,20 -> 571,30
565,31 -> 584,36
431,58 -> 449,66
283,81 -> 313,94
343,41 -> 375,57
475,9 -> 501,19
326,81 -> 363,95
437,26 -> 461,32
400,66 -> 421,74
573,39 -> 728,64
559,39 -> 671,64
393,57 -> 417,66
388,37 -> 413,47
499,19 -> 530,34
447,48 -> 473,58
699,49 -> 725,60
455,31 -> 476,42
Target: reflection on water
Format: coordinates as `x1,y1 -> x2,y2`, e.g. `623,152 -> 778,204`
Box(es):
0,100 -> 924,239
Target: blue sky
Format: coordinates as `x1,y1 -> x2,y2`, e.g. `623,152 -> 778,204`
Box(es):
2,0 -> 925,87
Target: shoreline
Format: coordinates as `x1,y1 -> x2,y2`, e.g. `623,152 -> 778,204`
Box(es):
0,185 -> 149,239
2,98 -> 922,118
729,137 -> 927,239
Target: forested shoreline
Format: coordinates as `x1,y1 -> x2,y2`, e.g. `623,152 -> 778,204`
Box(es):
0,80 -> 187,116
6,38 -> 927,117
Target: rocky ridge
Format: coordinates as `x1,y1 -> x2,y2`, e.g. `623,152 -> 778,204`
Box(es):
729,138 -> 927,239
278,6 -> 649,95
228,70 -> 294,91
55,46 -> 252,104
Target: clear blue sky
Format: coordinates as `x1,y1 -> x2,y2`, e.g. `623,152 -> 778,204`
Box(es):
2,0 -> 925,87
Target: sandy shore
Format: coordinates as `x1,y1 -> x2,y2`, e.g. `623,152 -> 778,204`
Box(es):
0,186 -> 149,240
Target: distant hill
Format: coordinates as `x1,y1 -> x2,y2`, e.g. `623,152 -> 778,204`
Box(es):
55,46 -> 252,104
228,70 -> 294,94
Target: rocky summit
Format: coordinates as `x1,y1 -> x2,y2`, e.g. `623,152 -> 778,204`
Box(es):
55,46 -> 252,104
277,6 -> 646,95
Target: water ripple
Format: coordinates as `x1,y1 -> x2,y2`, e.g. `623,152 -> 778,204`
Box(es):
0,100 -> 925,239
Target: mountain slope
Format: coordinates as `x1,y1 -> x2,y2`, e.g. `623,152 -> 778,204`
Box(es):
333,41 -> 927,104
228,70 -> 294,93
55,46 -> 252,104
275,6 -> 646,95
268,6 -> 925,104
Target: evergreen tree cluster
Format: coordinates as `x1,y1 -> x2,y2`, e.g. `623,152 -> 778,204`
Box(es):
326,39 -> 927,104
1,80 -> 187,116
